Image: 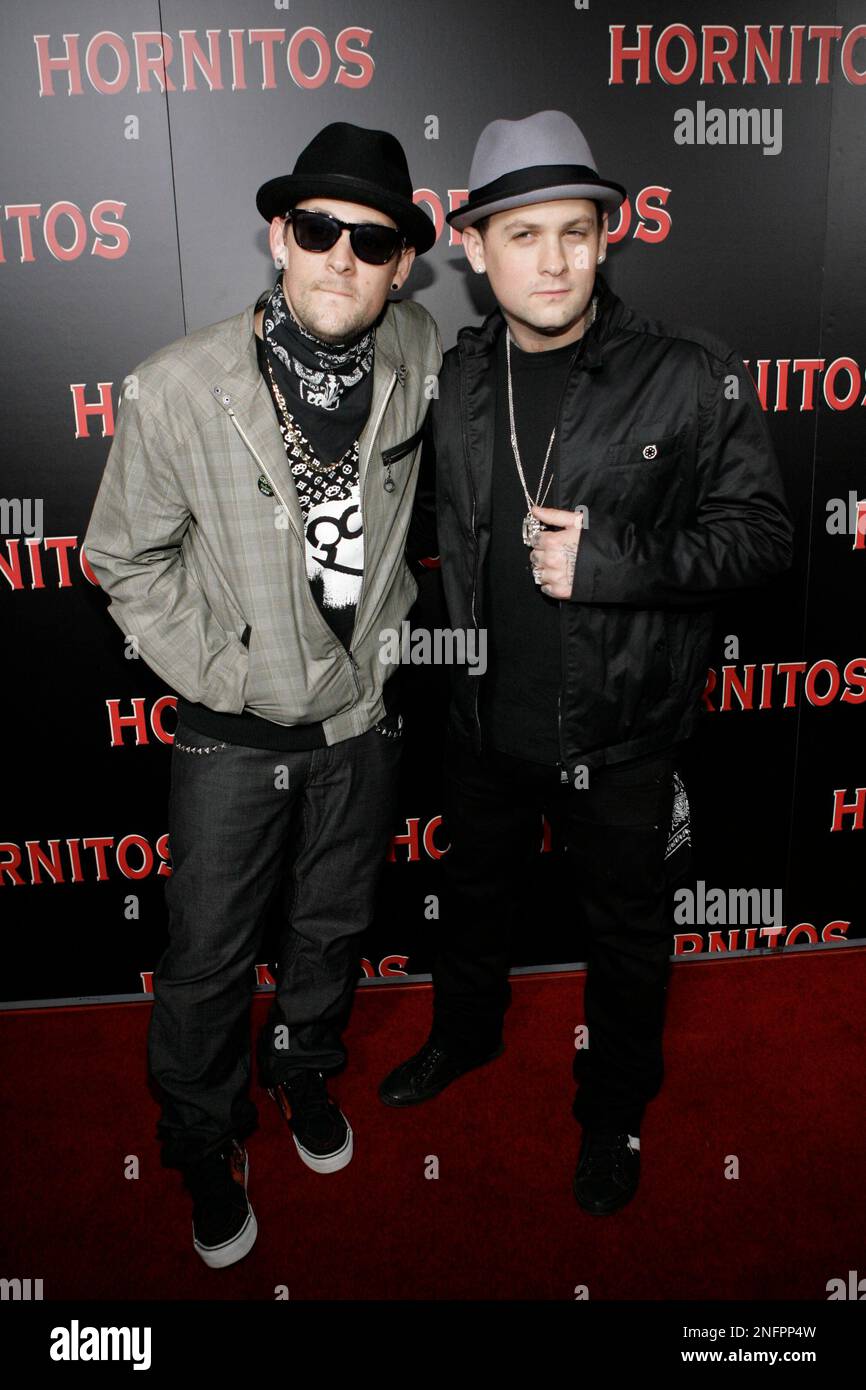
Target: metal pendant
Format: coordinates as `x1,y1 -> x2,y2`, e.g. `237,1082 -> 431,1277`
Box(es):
522,512 -> 543,546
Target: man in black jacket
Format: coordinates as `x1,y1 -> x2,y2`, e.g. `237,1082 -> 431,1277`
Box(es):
380,111 -> 794,1214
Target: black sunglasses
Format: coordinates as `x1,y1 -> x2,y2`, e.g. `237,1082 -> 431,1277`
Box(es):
286,209 -> 405,266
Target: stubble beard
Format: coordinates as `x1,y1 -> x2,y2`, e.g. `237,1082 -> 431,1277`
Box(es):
513,296 -> 593,344
284,276 -> 377,346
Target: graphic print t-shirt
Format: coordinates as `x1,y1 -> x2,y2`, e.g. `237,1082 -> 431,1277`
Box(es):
255,327 -> 363,651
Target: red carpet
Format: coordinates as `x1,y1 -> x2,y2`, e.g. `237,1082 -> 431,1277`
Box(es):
2,948 -> 864,1301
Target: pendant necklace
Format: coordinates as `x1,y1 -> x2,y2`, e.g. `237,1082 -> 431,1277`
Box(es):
506,295 -> 597,546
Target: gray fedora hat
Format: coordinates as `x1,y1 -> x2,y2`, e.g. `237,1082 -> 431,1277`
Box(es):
446,110 -> 626,230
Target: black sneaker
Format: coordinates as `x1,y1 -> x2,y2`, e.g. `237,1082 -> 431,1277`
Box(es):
572,1129 -> 641,1215
378,1038 -> 505,1107
268,1071 -> 353,1173
183,1139 -> 257,1268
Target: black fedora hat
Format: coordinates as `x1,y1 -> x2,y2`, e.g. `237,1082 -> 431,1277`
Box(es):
256,122 -> 436,255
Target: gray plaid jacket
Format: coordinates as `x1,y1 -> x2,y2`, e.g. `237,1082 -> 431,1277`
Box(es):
84,295 -> 442,743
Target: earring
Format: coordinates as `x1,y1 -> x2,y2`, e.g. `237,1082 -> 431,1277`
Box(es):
597,254 -> 605,263
391,282 -> 398,290
274,250 -> 286,269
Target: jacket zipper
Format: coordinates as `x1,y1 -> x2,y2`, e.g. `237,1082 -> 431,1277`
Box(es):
457,343 -> 482,748
554,349 -> 588,786
557,691 -> 567,785
347,367 -> 398,659
347,651 -> 362,698
223,403 -> 361,699
346,368 -> 398,704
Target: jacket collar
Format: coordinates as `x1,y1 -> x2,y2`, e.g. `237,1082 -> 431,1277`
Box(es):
204,292 -> 407,548
456,270 -> 625,373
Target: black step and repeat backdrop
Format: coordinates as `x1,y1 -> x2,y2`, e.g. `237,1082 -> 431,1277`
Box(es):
2,1 -> 864,1005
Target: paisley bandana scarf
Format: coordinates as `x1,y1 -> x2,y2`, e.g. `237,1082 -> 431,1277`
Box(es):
262,272 -> 375,464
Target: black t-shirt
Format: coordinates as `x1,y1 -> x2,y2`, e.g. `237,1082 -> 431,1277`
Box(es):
480,330 -> 582,764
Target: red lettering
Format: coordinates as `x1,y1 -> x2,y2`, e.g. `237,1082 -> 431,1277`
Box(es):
744,24 -> 784,84
248,28 -> 284,89
27,840 -> 64,885
83,837 -> 114,881
808,25 -> 843,83
830,787 -> 866,831
71,383 -> 115,439
721,663 -> 756,711
777,661 -> 807,708
179,29 -> 222,92
389,818 -> 420,862
609,24 -> 653,84
151,696 -> 178,744
804,659 -> 841,707
90,202 -> 129,259
156,833 -> 172,877
841,25 -> 866,83
334,27 -> 374,87
116,834 -> 154,880
287,27 -> 330,89
33,33 -> 84,97
632,186 -> 672,244
824,357 -> 861,411
133,31 -> 176,93
701,26 -> 739,83
4,205 -> 41,262
423,815 -> 448,859
656,24 -> 699,84
85,32 -> 131,95
792,358 -> 825,411
44,202 -> 88,261
106,699 -> 150,747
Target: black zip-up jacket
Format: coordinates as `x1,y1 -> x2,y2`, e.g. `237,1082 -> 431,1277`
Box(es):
409,271 -> 794,773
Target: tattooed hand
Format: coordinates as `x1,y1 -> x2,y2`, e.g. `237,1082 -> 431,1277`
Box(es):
528,505 -> 584,599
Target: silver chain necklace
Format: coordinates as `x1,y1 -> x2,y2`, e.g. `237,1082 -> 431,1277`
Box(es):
264,352 -> 356,475
507,295 -> 597,546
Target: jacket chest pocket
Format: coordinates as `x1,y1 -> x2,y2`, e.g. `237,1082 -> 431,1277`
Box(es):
380,424 -> 425,492
604,422 -> 688,470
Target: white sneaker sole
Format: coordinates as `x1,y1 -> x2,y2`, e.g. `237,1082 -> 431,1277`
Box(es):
194,1207 -> 258,1268
192,1149 -> 258,1268
293,1117 -> 353,1173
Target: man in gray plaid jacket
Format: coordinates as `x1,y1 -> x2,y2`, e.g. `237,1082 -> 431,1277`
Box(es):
84,123 -> 442,1268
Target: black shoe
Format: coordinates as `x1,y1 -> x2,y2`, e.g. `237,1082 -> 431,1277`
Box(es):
268,1070 -> 353,1173
378,1038 -> 505,1107
183,1139 -> 257,1268
572,1129 -> 640,1215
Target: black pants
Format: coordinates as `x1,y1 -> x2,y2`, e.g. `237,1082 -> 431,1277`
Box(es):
147,717 -> 402,1169
430,728 -> 684,1135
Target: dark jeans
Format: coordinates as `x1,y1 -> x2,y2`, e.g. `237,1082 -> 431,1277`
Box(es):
430,728 -> 684,1135
148,716 -> 402,1169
